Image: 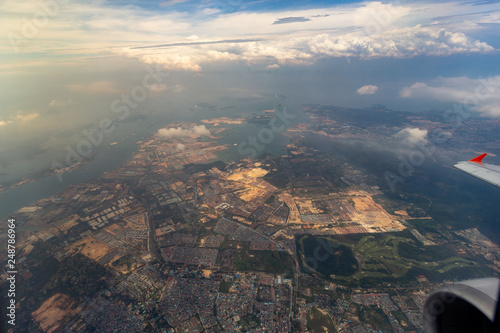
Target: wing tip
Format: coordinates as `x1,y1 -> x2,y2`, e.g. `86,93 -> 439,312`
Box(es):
469,153 -> 487,163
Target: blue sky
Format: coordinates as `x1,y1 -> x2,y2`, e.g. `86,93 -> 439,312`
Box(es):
127,0 -> 367,13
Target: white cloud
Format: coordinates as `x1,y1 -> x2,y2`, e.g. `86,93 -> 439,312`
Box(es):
0,112 -> 39,127
148,83 -> 185,94
118,2 -> 494,69
176,143 -> 186,151
192,125 -> 211,135
156,125 -> 210,138
357,85 -> 378,95
266,64 -> 280,70
0,120 -> 13,126
122,24 -> 493,71
305,26 -> 493,59
400,76 -> 500,117
396,127 -> 428,145
0,1 -> 496,71
49,99 -> 75,107
16,113 -> 39,122
49,100 -> 65,107
168,84 -> 186,93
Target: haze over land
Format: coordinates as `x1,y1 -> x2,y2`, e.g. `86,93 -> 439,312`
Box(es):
2,0 -> 500,185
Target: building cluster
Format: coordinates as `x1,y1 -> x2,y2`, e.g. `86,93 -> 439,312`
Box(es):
349,293 -> 423,332
82,295 -> 144,332
5,118 -> 499,333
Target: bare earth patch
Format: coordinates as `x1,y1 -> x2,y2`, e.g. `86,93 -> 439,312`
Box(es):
32,293 -> 82,333
68,235 -> 113,261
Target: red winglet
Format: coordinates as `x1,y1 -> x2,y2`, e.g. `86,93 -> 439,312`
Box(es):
469,153 -> 487,163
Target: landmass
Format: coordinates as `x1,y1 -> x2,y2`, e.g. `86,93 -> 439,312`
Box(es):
1,106 -> 499,332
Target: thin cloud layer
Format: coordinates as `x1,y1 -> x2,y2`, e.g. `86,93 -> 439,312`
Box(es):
272,17 -> 311,25
400,76 -> 500,117
0,120 -> 13,127
0,112 -> 39,127
67,81 -> 125,95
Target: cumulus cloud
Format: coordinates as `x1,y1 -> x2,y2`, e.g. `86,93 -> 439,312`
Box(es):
400,76 -> 500,117
357,85 -> 378,95
396,127 -> 428,145
192,125 -> 211,135
304,26 -> 493,59
124,24 -> 493,72
266,64 -> 280,70
111,3 -> 494,71
440,131 -> 453,140
156,125 -> 210,138
175,143 -> 186,151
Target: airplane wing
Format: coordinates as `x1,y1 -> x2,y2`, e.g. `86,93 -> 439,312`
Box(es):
424,154 -> 500,332
423,277 -> 500,332
454,153 -> 500,188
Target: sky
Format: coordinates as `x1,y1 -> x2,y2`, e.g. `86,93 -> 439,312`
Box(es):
1,0 -> 500,184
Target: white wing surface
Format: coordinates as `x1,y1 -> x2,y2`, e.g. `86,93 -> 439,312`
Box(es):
454,153 -> 500,188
